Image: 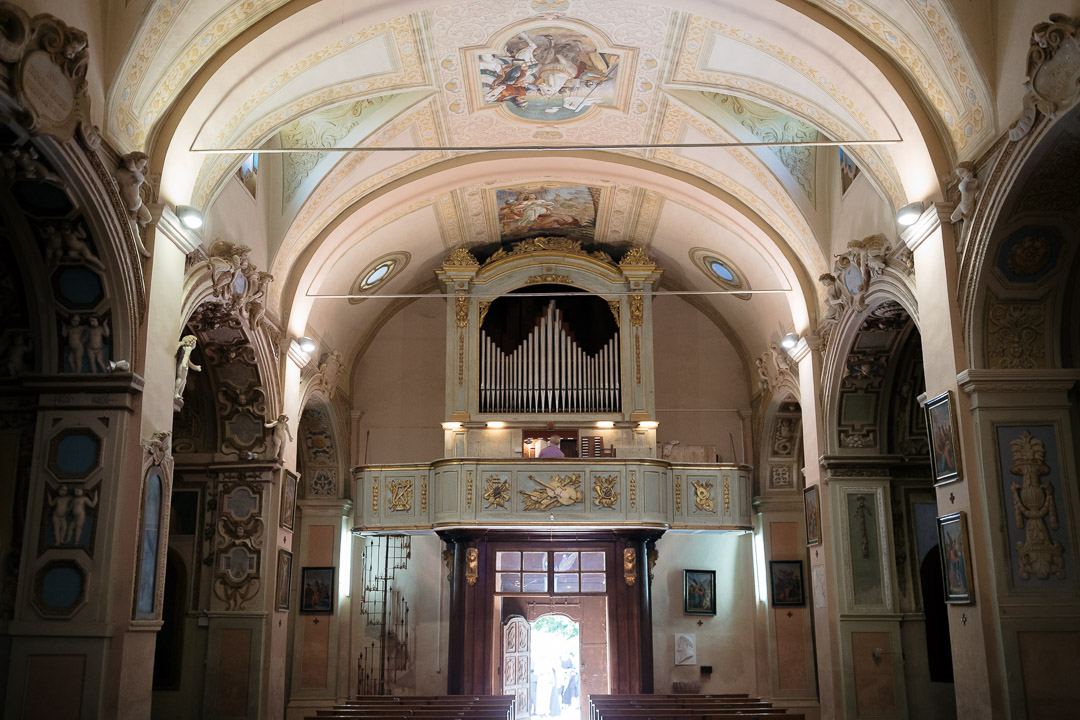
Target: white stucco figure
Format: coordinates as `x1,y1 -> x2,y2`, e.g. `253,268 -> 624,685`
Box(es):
175,335 -> 202,400
264,414 -> 293,460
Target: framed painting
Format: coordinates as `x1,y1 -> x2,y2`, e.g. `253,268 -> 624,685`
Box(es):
683,569 -> 716,615
280,470 -> 297,531
925,391 -> 962,485
299,566 -> 335,614
769,560 -> 805,606
275,549 -> 292,611
804,485 -> 822,546
937,512 -> 974,604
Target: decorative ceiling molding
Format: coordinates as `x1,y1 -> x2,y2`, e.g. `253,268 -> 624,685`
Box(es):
189,15 -> 427,210
278,95 -> 397,203
703,92 -> 820,205
268,98 -> 447,311
804,0 -> 992,157
108,0 -> 290,152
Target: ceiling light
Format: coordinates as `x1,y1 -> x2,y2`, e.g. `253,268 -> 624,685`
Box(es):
596,421 -> 615,429
441,422 -> 462,430
486,421 -> 506,429
638,420 -> 659,429
176,205 -> 203,230
896,202 -> 924,227
298,336 -> 316,353
780,332 -> 799,350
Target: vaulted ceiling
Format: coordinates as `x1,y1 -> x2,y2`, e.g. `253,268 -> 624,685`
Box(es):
102,0 -> 994,370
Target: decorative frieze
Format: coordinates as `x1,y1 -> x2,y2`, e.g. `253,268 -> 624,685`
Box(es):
986,294 -> 1048,369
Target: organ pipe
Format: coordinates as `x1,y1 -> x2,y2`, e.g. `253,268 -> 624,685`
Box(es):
479,300 -> 621,413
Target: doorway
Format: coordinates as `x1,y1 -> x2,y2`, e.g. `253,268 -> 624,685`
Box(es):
530,615 -> 580,720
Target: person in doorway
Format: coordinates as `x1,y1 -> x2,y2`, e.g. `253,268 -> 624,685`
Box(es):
539,434 -> 565,458
560,652 -> 579,707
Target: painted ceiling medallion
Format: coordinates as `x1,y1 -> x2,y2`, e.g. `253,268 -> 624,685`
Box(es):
469,23 -> 632,122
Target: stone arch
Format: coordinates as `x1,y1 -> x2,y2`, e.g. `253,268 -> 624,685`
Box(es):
757,393 -> 803,496
960,104 -> 1080,371
821,295 -> 923,457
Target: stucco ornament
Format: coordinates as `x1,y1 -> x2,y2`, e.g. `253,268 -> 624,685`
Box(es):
264,414 -> 293,461
949,162 -> 979,222
116,151 -> 152,226
205,241 -> 274,328
520,474 -> 583,510
1010,14 -> 1080,141
1009,431 -> 1065,580
174,335 -> 202,406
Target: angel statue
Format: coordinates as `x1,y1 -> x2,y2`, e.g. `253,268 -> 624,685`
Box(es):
264,414 -> 293,460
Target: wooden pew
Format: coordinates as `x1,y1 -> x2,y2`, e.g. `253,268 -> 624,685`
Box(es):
589,693 -> 803,720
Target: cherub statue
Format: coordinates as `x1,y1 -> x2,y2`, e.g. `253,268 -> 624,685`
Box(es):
116,151 -> 153,226
62,314 -> 87,372
264,414 -> 293,460
5,145 -> 61,183
318,350 -> 343,393
820,272 -> 846,323
85,315 -> 110,373
48,486 -> 73,545
41,224 -> 64,266
950,163 -> 978,223
60,222 -> 104,270
2,332 -> 31,376
755,356 -> 770,394
68,486 -> 98,544
174,335 -> 202,400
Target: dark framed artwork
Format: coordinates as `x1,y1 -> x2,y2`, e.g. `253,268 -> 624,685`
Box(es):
276,549 -> 293,611
769,560 -> 805,606
804,485 -> 821,546
683,569 -> 716,615
937,511 -> 974,604
299,566 -> 335,614
925,391 -> 962,485
280,470 -> 297,531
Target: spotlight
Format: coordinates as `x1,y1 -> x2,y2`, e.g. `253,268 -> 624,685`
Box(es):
441,422 -> 462,430
298,336 -> 316,353
486,421 -> 506,429
896,202 -> 924,227
176,205 -> 204,230
638,420 -> 659,429
596,421 -> 615,429
780,332 -> 799,350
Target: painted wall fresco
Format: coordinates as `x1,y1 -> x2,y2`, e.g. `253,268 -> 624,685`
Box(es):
495,183 -> 598,243
478,28 -> 621,121
996,425 -> 1073,590
846,491 -> 884,606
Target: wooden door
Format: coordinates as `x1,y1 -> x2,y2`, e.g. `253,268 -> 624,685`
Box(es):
503,615 -> 531,718
579,596 -> 608,720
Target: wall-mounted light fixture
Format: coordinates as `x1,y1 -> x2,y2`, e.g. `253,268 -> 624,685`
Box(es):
441,422 -> 462,430
486,421 -> 506,429
596,421 -> 615,429
637,420 -> 659,429
896,202 -> 924,227
176,205 -> 204,230
298,336 -> 316,353
779,332 -> 799,351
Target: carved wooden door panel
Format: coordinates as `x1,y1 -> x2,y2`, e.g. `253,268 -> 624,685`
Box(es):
503,615 -> 531,718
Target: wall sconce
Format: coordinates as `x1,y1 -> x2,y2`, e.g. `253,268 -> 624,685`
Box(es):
486,421 -> 506,429
779,332 -> 799,351
441,422 -> 462,430
637,420 -> 659,429
896,202 -> 924,227
596,421 -> 615,429
298,336 -> 316,353
176,205 -> 203,230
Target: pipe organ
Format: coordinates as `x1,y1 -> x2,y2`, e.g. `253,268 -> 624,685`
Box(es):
436,238 -> 662,458
480,300 -> 621,414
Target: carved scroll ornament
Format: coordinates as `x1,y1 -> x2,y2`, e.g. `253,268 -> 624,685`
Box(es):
1010,15 -> 1080,141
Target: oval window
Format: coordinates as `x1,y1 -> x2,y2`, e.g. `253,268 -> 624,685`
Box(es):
708,258 -> 736,283
361,262 -> 393,289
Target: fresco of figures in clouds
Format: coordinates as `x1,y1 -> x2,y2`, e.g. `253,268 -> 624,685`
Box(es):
478,27 -> 621,121
495,183 -> 599,242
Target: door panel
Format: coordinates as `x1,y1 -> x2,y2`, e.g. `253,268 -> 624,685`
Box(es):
503,615 -> 531,718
